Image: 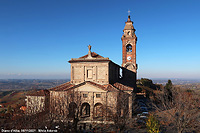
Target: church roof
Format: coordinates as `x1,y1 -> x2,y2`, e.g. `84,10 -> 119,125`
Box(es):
49,81 -> 119,92
113,82 -> 133,91
69,53 -> 110,62
27,89 -> 50,96
79,52 -> 104,59
49,81 -> 75,91
87,81 -> 119,91
49,81 -> 133,92
103,84 -> 120,91
69,46 -> 110,63
27,81 -> 133,97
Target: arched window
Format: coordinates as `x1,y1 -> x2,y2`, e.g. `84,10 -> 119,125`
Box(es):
126,44 -> 132,52
81,103 -> 90,117
94,103 -> 103,118
68,102 -> 77,118
127,64 -> 134,70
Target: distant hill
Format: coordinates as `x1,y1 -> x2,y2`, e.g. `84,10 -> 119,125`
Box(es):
0,79 -> 70,91
152,78 -> 200,85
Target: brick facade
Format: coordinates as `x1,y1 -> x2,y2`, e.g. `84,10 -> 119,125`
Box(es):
122,15 -> 137,73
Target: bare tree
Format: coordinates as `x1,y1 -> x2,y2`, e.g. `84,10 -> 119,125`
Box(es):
106,91 -> 135,132
153,86 -> 200,133
49,89 -> 82,132
69,90 -> 82,132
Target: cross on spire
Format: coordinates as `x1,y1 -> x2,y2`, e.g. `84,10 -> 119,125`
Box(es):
128,10 -> 131,16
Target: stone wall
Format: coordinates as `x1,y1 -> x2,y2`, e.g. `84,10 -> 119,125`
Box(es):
71,62 -> 109,85
26,96 -> 46,114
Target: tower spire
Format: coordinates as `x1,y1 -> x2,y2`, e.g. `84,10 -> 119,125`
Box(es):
121,13 -> 137,72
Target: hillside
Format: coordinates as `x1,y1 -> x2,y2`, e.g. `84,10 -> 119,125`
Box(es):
0,90 -> 29,108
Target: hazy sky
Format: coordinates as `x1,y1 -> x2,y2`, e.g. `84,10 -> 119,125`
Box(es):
0,0 -> 200,79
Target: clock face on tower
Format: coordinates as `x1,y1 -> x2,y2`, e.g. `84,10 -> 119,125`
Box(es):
127,56 -> 131,61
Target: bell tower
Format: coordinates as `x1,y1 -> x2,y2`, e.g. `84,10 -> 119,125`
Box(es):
121,15 -> 137,73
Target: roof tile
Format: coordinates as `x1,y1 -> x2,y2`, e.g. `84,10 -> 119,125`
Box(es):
79,52 -> 104,59
113,82 -> 133,91
27,89 -> 50,96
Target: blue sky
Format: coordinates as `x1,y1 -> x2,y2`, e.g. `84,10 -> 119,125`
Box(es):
0,0 -> 200,79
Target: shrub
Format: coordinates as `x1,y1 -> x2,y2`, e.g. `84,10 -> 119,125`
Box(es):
146,114 -> 160,133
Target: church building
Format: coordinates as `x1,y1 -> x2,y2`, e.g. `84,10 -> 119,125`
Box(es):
26,15 -> 138,123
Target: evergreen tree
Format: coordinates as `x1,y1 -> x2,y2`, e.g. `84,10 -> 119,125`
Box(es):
164,79 -> 173,101
165,80 -> 172,90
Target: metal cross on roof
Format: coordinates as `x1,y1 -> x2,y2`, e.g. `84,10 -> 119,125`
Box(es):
128,10 -> 131,16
